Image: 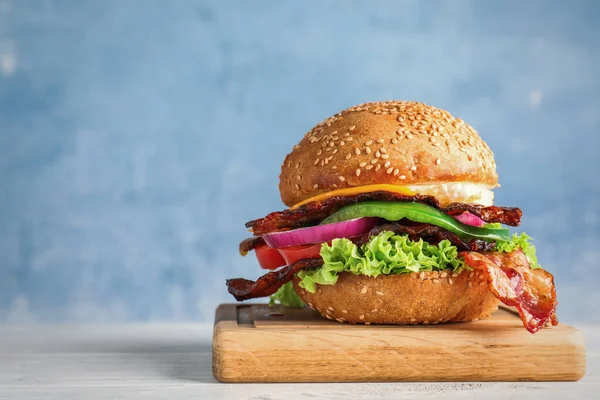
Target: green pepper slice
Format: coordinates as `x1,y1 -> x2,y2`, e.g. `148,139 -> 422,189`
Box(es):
321,201 -> 511,242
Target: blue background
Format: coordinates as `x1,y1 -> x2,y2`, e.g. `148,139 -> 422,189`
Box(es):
0,0 -> 598,323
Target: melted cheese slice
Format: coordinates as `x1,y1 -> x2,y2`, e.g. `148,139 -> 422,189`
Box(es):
290,182 -> 494,209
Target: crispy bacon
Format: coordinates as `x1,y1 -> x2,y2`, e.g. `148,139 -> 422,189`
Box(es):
246,191 -> 522,235
226,258 -> 323,301
239,237 -> 264,256
460,250 -> 558,334
356,223 -> 496,252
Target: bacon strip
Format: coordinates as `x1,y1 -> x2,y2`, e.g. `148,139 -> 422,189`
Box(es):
460,250 -> 558,333
355,223 -> 496,251
246,191 -> 522,235
226,258 -> 323,301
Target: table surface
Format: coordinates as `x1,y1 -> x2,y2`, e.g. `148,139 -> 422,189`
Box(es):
0,323 -> 598,400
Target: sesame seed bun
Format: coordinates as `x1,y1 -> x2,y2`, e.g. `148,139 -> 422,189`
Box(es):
279,101 -> 498,207
292,270 -> 500,325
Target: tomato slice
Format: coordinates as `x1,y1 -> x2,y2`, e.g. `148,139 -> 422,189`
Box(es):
278,243 -> 322,265
255,243 -> 287,270
255,243 -> 322,270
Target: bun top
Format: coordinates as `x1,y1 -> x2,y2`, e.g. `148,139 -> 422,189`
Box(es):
279,101 -> 498,207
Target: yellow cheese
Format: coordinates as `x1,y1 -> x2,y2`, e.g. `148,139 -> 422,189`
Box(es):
290,184 -> 416,210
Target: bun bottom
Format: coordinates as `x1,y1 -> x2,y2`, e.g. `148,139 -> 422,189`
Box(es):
292,270 -> 499,325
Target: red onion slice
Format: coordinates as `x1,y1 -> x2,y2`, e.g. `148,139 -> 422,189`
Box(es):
453,211 -> 485,227
262,217 -> 380,248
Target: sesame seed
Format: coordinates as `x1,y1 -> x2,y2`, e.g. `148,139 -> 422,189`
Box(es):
384,161 -> 391,168
317,149 -> 323,156
365,140 -> 373,145
391,137 -> 398,144
344,132 -> 350,137
479,281 -> 486,286
325,314 -> 333,320
359,162 -> 367,167
365,165 -> 373,170
440,272 -> 448,278
332,148 -> 338,154
313,184 -> 319,189
448,278 -> 454,285
328,306 -> 334,311
435,158 -> 441,165
338,176 -> 345,182
365,147 -> 371,154
329,142 -> 335,147
423,321 -> 430,325
393,169 -> 399,176
359,315 -> 365,320
371,159 -> 378,164
397,116 -> 404,122
355,169 -> 361,177
326,308 -> 332,314
342,309 -> 348,314
375,151 -> 381,158
452,272 -> 459,277
340,140 -> 345,146
380,147 -> 387,154
469,272 -> 474,278
468,281 -> 473,288
386,167 -> 393,174
360,286 -> 367,294
406,134 -> 413,139
410,166 -> 417,171
314,159 -> 320,165
295,162 -> 300,169
331,166 -> 337,170
296,175 -> 301,180
410,317 -> 417,323
432,279 -> 440,284
294,184 -> 300,190
355,148 -> 361,155
377,139 -> 384,144
364,322 -> 371,325
371,308 -> 378,313
419,271 -> 425,280
332,184 -> 337,188
479,273 -> 485,279
349,125 -> 356,131
376,291 -> 384,296
381,154 -> 389,159
375,164 -> 381,171
308,302 -> 313,307
335,318 -> 345,323
346,153 -> 352,160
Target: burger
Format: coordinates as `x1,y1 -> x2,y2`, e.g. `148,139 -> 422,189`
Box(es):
227,101 -> 557,333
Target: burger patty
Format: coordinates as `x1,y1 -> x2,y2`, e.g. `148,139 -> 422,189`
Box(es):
246,191 -> 522,236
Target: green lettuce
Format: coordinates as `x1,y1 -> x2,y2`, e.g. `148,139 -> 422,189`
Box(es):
268,282 -> 305,308
297,231 -> 465,293
484,223 -> 540,269
297,230 -> 541,293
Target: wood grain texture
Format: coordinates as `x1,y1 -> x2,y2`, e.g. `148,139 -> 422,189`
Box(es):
212,304 -> 586,383
0,323 -> 597,399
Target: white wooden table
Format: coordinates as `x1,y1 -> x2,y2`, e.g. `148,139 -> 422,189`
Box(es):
0,324 -> 597,399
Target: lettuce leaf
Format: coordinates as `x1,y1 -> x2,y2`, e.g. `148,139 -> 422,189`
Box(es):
495,232 -> 541,269
268,281 -> 305,308
484,223 -> 540,269
297,232 -> 465,293
297,230 -> 541,293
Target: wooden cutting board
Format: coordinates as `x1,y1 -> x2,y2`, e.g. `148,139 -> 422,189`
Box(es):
212,303 -> 586,383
